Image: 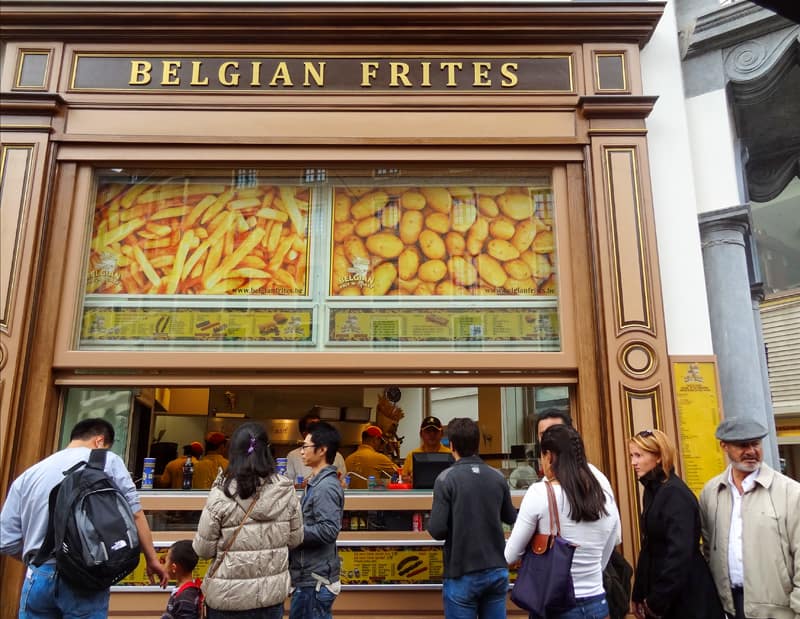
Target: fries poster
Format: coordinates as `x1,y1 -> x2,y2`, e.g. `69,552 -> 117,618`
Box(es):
330,185 -> 556,298
329,306 -> 559,346
86,179 -> 311,296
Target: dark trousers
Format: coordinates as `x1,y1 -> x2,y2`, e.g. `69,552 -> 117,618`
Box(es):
726,587 -> 746,619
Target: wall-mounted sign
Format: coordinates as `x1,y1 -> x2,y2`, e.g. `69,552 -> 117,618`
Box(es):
70,54 -> 574,92
672,359 -> 727,496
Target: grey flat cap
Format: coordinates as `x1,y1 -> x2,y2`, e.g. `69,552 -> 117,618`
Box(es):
715,417 -> 768,442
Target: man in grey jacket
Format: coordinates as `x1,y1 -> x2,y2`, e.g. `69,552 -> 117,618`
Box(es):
699,418 -> 800,619
289,421 -> 344,619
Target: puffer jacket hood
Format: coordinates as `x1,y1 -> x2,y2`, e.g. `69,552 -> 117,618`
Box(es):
194,474 -> 303,611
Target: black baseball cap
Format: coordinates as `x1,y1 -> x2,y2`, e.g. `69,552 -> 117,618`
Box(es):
420,416 -> 443,431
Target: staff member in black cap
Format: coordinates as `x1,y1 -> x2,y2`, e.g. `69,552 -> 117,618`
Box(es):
699,418 -> 800,619
402,416 -> 451,486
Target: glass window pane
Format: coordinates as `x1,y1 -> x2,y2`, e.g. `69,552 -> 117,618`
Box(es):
76,166 -> 560,351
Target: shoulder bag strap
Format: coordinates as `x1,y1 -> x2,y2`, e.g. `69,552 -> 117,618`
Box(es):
544,479 -> 562,536
206,492 -> 260,579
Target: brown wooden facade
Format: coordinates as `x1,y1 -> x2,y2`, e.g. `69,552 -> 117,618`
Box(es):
1,2 -> 672,616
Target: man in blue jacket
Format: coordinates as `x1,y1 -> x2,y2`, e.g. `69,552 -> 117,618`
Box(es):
428,417 -> 517,619
289,421 -> 344,619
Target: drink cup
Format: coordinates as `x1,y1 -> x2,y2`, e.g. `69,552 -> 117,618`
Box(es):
142,457 -> 156,489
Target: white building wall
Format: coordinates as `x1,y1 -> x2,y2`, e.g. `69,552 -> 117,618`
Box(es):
641,0 -> 714,355
685,89 -> 743,212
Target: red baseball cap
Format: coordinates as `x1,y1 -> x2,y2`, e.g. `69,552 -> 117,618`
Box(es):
205,432 -> 227,447
365,425 -> 383,438
189,442 -> 204,457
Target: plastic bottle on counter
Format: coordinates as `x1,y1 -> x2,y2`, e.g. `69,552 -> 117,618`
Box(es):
182,456 -> 193,490
367,475 -> 376,490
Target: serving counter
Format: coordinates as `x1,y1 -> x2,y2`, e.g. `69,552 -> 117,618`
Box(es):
110,489 -> 528,617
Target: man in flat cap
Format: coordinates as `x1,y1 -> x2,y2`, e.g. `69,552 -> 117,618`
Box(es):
402,416 -> 452,486
699,417 -> 800,619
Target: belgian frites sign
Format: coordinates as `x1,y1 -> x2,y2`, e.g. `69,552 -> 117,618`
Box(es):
70,55 -> 574,92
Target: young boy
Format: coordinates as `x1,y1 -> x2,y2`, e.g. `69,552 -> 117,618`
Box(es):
162,540 -> 203,619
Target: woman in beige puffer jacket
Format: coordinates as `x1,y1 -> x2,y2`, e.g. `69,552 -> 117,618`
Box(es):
194,422 -> 303,618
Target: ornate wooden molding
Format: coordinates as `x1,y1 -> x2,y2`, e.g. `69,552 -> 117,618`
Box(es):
0,1 -> 665,46
579,95 -> 658,119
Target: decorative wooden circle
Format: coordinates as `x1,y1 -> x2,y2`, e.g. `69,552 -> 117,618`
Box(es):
620,341 -> 656,379
0,341 -> 6,371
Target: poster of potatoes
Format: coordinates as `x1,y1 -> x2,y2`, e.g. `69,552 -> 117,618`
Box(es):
85,178 -> 311,296
329,185 -> 556,297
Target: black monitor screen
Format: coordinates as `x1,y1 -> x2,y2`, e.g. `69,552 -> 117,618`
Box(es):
412,452 -> 454,489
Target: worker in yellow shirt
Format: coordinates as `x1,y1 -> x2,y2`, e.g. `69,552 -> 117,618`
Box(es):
402,416 -> 452,485
345,426 -> 397,489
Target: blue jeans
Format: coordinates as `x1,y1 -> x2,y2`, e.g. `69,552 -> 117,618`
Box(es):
545,593 -> 608,619
289,585 -> 337,619
443,567 -> 509,619
19,563 -> 110,619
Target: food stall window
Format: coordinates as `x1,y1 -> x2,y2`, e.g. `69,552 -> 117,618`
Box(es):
75,166 -> 560,352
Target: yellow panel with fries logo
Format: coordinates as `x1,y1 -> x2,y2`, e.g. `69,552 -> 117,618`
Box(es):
339,545 -> 444,585
86,179 -> 311,296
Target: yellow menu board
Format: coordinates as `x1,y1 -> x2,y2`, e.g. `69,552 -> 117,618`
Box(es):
339,545 -> 444,585
81,307 -> 314,344
329,185 -> 557,298
329,306 -> 559,346
672,361 -> 726,496
86,179 -> 311,296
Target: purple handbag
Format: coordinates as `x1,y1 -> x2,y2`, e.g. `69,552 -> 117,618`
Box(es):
510,480 -> 578,619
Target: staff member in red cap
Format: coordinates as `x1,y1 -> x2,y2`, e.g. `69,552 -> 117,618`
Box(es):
345,426 -> 398,489
204,431 -> 229,478
157,442 -> 210,489
402,416 -> 452,486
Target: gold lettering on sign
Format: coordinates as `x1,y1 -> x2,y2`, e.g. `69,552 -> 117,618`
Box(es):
161,60 -> 181,86
500,62 -> 519,87
269,61 -> 293,86
473,62 -> 492,87
361,62 -> 380,87
303,62 -> 325,87
190,61 -> 209,86
390,62 -> 412,87
129,60 -> 152,85
251,61 -> 262,86
420,62 -> 432,87
440,62 -> 463,87
219,62 -> 240,86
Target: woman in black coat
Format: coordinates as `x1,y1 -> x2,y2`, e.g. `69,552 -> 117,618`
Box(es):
628,429 -> 723,619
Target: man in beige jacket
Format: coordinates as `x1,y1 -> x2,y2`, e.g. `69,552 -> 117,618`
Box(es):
699,418 -> 800,619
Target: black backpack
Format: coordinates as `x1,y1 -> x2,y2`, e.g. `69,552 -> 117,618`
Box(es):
32,449 -> 141,590
603,549 -> 633,619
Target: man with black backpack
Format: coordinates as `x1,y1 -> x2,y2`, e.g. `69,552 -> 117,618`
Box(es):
0,418 -> 168,617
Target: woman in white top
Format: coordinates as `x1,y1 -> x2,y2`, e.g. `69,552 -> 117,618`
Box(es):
505,424 -> 621,619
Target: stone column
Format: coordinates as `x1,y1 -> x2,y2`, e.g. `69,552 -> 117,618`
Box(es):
699,206 -> 778,467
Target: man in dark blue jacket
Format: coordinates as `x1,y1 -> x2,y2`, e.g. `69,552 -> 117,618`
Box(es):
428,417 -> 517,619
289,421 -> 344,619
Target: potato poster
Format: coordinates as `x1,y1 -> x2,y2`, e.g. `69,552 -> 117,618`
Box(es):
329,185 -> 556,297
85,179 -> 311,296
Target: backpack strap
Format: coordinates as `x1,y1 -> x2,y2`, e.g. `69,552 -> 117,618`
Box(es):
88,448 -> 108,470
30,458 -> 89,566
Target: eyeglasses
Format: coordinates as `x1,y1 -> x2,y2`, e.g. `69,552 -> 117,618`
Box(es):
637,430 -> 655,438
300,443 -> 316,451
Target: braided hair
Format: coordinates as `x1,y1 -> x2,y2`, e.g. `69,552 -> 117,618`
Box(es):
540,424 -> 608,522
222,422 -> 276,499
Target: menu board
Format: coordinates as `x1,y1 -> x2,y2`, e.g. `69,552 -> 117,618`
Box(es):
672,360 -> 726,496
329,185 -> 556,298
80,306 -> 313,345
329,306 -> 559,347
86,179 -> 311,297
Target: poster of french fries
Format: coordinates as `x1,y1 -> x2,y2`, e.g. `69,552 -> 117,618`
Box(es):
339,545 -> 444,585
86,179 -> 311,296
329,185 -> 556,297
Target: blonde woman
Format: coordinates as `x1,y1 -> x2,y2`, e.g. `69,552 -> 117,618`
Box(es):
628,429 -> 722,619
